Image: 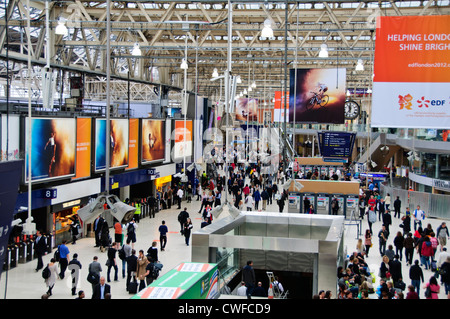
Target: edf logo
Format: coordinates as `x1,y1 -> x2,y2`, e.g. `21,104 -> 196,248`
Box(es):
398,94 -> 446,110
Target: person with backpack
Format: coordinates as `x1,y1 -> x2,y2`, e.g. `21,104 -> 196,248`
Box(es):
120,238 -> 132,279
178,207 -> 189,235
43,258 -> 58,297
126,219 -> 137,249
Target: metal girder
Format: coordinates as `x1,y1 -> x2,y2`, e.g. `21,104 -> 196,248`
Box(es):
0,0 -> 449,101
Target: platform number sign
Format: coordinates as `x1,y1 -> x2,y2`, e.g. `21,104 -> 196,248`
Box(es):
41,189 -> 57,199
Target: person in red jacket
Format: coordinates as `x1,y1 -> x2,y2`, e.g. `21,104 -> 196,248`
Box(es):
368,195 -> 377,211
421,236 -> 434,270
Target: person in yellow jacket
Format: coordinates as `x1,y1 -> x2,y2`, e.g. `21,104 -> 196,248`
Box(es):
134,202 -> 141,223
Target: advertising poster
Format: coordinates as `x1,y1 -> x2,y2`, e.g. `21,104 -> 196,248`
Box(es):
1,114 -> 20,161
174,120 -> 193,159
127,118 -> 139,170
141,119 -> 165,164
274,91 -> 289,122
289,68 -> 346,124
95,118 -> 129,171
25,117 -> 76,182
372,15 -> 450,128
235,98 -> 258,122
74,118 -> 91,179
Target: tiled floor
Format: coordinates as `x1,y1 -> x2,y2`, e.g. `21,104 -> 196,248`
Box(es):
1,192 -> 448,299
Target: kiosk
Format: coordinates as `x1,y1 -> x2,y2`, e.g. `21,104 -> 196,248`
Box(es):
301,193 -> 316,214
288,193 -> 301,213
316,194 -> 330,215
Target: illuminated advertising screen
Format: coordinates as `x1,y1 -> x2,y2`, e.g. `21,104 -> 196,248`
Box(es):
95,118 -> 129,171
141,119 -> 165,164
25,117 -> 76,182
127,118 -> 139,170
174,120 -> 193,159
289,68 -> 346,124
74,117 -> 91,179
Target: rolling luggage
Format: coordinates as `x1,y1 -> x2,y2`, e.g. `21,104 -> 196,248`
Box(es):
128,279 -> 138,294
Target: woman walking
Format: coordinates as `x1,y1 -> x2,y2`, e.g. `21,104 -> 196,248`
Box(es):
44,258 -> 58,297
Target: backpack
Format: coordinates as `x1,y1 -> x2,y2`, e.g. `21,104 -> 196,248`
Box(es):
152,263 -> 163,279
118,246 -> 126,261
42,265 -> 51,279
54,246 -> 61,262
127,223 -> 135,235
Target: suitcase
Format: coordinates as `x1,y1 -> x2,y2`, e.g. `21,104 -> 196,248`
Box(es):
430,261 -> 437,272
128,280 -> 138,294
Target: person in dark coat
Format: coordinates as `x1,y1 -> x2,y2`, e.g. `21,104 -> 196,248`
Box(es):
34,230 -> 47,272
178,207 -> 190,234
241,261 -> 256,299
393,196 -> 401,218
92,276 -> 111,299
389,255 -> 403,286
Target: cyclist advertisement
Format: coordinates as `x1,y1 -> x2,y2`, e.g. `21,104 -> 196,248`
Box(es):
289,68 -> 346,124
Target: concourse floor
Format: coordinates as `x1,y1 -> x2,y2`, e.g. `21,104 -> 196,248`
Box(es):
1,192 -> 449,300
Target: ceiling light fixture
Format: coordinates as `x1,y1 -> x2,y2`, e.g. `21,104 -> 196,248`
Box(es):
319,44 -> 328,58
355,59 -> 364,71
261,19 -> 274,38
55,17 -> 68,36
212,68 -> 219,78
180,58 -> 188,70
131,42 -> 142,56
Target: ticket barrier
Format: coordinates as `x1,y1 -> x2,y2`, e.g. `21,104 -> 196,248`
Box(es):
316,194 -> 330,215
18,242 -> 27,264
301,193 -> 316,214
288,192 -> 301,213
26,240 -> 34,262
45,235 -> 53,254
3,246 -> 16,271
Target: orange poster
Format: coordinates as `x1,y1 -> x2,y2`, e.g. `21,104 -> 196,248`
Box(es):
374,15 -> 450,83
126,118 -> 139,170
372,15 -> 450,129
74,118 -> 91,179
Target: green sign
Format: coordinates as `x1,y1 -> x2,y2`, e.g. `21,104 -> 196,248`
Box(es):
132,262 -> 219,299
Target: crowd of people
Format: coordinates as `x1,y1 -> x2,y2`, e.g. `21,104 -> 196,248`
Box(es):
32,154 -> 450,300
335,184 -> 450,300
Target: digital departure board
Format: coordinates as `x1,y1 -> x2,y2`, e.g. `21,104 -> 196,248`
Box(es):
317,131 -> 356,162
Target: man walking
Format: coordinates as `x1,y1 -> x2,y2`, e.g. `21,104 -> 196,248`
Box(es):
241,260 -> 256,299
34,230 -> 47,272
159,220 -> 168,251
413,205 -> 425,231
393,196 -> 401,219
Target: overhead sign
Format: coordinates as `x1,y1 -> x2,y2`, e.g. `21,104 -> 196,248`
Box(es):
372,15 -> 450,128
317,131 -> 356,161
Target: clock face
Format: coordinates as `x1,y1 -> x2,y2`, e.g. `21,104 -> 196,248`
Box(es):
344,100 -> 360,120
